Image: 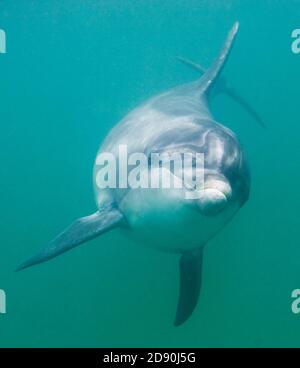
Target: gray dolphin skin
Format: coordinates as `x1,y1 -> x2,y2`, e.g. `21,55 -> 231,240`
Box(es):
17,23 -> 262,326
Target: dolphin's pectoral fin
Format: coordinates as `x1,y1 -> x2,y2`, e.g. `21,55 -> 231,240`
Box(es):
222,86 -> 267,129
174,248 -> 204,327
176,56 -> 206,74
16,206 -> 124,271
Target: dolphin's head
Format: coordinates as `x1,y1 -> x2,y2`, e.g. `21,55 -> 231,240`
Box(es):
145,119 -> 250,220
176,122 -> 250,219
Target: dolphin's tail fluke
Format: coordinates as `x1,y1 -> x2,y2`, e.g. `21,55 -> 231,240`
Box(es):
174,248 -> 204,327
177,23 -> 266,129
16,206 -> 124,271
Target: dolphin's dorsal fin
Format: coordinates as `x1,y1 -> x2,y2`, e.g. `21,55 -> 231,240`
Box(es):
177,22 -> 267,129
198,22 -> 239,95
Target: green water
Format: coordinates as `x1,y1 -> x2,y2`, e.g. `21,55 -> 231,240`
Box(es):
1,0 -> 300,347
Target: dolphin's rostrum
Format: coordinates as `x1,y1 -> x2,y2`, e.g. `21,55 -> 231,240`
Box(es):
17,23 -> 261,326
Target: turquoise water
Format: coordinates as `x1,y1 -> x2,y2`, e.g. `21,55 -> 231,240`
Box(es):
1,0 -> 300,347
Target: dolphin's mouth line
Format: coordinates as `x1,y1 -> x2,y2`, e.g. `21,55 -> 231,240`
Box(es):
196,188 -> 228,216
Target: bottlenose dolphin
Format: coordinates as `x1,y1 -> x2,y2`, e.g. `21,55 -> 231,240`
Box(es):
17,22 -> 263,326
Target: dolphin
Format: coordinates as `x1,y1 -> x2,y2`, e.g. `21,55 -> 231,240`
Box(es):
17,22 -> 263,326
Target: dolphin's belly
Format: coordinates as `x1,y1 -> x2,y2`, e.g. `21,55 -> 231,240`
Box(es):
117,169 -> 239,252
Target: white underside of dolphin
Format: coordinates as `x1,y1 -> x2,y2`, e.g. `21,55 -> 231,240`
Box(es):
17,22 -> 262,326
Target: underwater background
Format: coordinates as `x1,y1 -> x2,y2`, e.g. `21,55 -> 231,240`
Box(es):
0,0 -> 300,347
